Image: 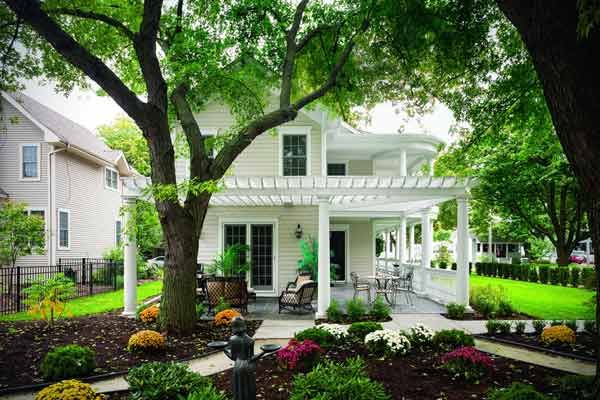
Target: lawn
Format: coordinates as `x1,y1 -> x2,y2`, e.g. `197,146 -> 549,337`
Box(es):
0,280 -> 163,322
471,275 -> 595,320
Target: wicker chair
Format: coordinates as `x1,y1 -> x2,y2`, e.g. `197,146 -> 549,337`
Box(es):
278,280 -> 317,313
350,272 -> 371,303
206,276 -> 249,313
285,271 -> 313,290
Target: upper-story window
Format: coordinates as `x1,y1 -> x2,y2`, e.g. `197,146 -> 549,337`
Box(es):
327,163 -> 347,176
105,167 -> 118,190
282,135 -> 307,176
20,143 -> 40,180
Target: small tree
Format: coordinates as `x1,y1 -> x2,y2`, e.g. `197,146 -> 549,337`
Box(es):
23,273 -> 75,328
0,201 -> 45,268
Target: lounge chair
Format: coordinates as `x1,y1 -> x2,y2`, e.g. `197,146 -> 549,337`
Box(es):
278,280 -> 317,313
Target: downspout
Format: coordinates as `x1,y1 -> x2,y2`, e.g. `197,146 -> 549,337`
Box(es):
47,146 -> 67,265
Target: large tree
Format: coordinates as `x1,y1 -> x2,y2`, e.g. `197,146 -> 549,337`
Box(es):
1,0 -> 385,333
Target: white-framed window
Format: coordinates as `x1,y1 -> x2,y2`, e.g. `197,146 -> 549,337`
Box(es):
25,208 -> 46,250
20,143 -> 40,180
278,126 -> 311,176
57,209 -> 70,250
115,220 -> 122,245
105,167 -> 118,190
327,163 -> 347,176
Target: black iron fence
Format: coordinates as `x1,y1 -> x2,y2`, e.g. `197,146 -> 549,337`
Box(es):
0,258 -> 123,315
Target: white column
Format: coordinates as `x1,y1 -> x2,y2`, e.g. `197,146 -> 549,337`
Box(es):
399,150 -> 407,177
122,198 -> 138,317
419,210 -> 433,292
456,196 -> 470,305
317,197 -> 331,319
398,217 -> 407,264
471,237 -> 477,263
428,158 -> 435,176
409,224 -> 415,261
488,223 -> 493,260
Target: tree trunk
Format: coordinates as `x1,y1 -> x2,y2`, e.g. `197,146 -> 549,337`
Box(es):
496,0 -> 600,383
555,246 -> 570,267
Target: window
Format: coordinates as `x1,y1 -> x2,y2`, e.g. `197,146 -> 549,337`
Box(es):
58,209 -> 70,249
25,209 -> 46,250
105,167 -> 118,190
21,144 -> 40,179
327,163 -> 346,176
282,135 -> 307,176
224,224 -> 248,274
115,220 -> 122,245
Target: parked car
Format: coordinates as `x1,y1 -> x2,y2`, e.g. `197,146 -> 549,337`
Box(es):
147,256 -> 165,268
569,250 -> 587,264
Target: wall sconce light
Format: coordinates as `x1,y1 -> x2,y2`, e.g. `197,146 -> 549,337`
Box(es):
294,224 -> 303,239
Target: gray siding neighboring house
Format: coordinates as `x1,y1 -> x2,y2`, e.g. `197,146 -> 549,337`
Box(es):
0,92 -> 135,267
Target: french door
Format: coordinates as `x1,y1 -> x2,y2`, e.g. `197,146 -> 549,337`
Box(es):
224,223 -> 274,292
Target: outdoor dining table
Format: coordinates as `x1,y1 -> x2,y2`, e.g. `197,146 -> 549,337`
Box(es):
366,275 -> 400,305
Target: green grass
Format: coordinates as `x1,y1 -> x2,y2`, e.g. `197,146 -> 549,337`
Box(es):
471,275 -> 595,320
0,280 -> 163,322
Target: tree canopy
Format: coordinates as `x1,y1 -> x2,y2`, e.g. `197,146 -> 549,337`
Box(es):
0,201 -> 46,268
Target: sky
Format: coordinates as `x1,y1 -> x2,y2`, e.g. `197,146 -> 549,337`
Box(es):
23,80 -> 456,144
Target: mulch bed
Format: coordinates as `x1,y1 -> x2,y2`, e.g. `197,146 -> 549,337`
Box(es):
477,332 -> 597,361
0,313 -> 261,390
212,342 -> 569,400
442,311 -> 533,320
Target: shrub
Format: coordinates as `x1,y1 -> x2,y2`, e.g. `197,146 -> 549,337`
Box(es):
470,285 -> 505,318
511,256 -> 521,265
550,319 -> 564,326
346,297 -> 367,321
289,357 -> 390,400
127,330 -> 166,353
556,375 -> 597,400
498,321 -> 511,334
532,320 -> 547,335
365,329 -> 411,357
441,346 -> 494,382
496,300 -> 514,317
186,386 -> 227,400
295,327 -> 336,348
140,305 -> 160,324
570,268 -> 581,287
23,274 -> 76,328
214,297 -> 231,314
514,321 -> 526,335
432,329 -> 475,350
538,265 -> 549,284
439,261 -> 448,269
35,380 -> 105,400
487,383 -> 550,400
486,320 -> 503,335
316,323 -> 347,340
40,345 -> 96,381
511,264 -> 520,280
277,339 -> 323,371
582,268 -> 596,289
451,262 -> 457,271
409,324 -> 434,348
540,325 -> 576,345
558,268 -> 569,286
520,265 -> 530,281
549,268 -> 560,285
564,320 -> 577,332
528,267 -> 539,282
370,295 -> 391,320
348,321 -> 383,341
127,362 -> 210,400
195,303 -> 206,318
584,320 -> 597,334
214,309 -> 241,326
446,302 -> 466,320
326,298 -> 343,322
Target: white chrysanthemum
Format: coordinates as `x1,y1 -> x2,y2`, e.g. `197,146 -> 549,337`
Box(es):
317,323 -> 347,339
364,329 -> 411,355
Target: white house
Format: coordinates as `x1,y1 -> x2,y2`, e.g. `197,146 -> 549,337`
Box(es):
122,101 -> 475,317
0,92 -> 136,266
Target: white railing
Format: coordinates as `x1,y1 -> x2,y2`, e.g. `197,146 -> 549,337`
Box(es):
423,267 -> 456,304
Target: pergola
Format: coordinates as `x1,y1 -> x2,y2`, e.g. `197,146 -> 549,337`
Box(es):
120,175 -> 475,317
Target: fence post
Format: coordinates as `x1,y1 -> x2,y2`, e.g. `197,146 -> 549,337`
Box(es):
88,259 -> 93,295
15,266 -> 21,312
112,259 -> 117,290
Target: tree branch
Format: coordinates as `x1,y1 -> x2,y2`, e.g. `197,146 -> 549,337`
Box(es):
3,0 -> 147,123
280,0 -> 310,108
47,7 -> 136,41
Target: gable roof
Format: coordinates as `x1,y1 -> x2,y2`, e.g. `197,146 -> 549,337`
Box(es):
2,91 -> 124,166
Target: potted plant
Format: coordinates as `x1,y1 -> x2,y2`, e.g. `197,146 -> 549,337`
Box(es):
297,237 -> 336,286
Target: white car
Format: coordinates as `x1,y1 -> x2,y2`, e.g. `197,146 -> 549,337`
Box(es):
147,256 -> 165,268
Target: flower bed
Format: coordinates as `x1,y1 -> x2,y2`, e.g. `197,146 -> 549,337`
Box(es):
0,313 -> 261,391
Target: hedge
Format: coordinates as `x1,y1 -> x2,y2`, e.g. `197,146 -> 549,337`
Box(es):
475,262 -> 595,289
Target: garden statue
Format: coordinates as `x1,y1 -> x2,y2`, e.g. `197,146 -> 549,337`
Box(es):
208,316 -> 281,400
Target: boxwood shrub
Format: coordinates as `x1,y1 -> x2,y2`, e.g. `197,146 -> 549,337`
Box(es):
348,321 -> 384,341
538,265 -> 549,284
528,267 -> 539,283
432,329 -> 475,350
549,268 -> 560,285
41,345 -> 96,381
570,268 -> 580,287
559,268 -> 569,286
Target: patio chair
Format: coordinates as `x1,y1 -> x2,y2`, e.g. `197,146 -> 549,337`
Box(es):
391,270 -> 414,306
350,272 -> 371,303
285,271 -> 313,290
278,280 -> 317,314
206,276 -> 249,314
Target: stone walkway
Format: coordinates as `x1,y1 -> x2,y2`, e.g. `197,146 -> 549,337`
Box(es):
1,315 -> 594,399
